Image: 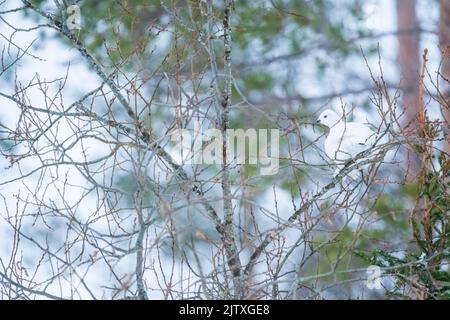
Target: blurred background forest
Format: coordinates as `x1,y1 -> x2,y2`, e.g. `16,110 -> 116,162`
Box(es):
0,0 -> 448,299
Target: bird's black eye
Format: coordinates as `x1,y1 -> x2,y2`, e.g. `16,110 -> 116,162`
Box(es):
324,115 -> 327,118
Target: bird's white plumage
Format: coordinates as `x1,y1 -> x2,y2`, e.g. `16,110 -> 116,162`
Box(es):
324,122 -> 376,161
317,109 -> 377,178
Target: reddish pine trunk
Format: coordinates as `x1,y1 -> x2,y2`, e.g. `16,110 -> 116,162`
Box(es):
439,0 -> 450,156
396,0 -> 422,177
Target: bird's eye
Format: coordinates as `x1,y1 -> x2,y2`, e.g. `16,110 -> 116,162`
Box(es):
324,115 -> 327,118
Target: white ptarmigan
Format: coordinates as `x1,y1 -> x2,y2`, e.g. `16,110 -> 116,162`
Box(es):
316,109 -> 377,179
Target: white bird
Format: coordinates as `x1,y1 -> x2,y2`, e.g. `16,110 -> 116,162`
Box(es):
316,109 -> 377,179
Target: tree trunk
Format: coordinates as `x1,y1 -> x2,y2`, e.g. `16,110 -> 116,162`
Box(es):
396,0 -> 422,177
439,0 -> 450,156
